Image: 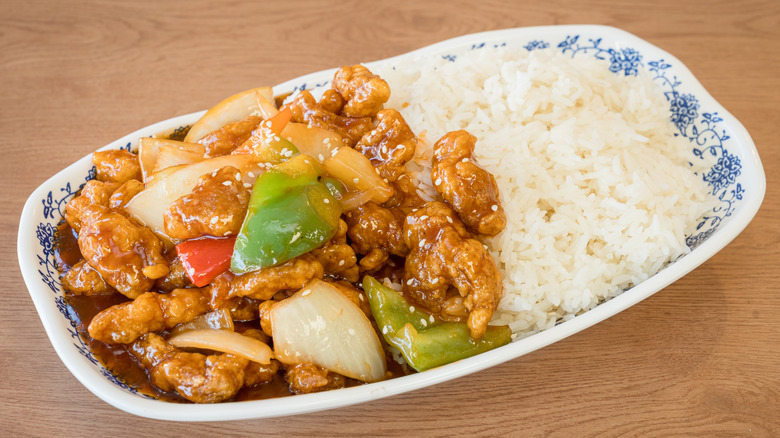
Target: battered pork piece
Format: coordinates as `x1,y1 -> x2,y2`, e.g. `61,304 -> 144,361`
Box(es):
431,130 -> 506,237
88,288 -> 210,344
355,109 -> 416,182
318,89 -> 345,114
288,90 -> 373,146
164,166 -> 250,239
108,179 -> 145,210
64,180 -> 120,232
402,201 -> 503,339
344,201 -> 409,257
197,115 -> 262,157
61,260 -> 113,295
78,204 -> 169,299
208,254 -> 324,307
310,219 -> 359,283
284,363 -> 346,394
92,149 -> 143,184
130,333 -> 249,403
332,64 -> 390,117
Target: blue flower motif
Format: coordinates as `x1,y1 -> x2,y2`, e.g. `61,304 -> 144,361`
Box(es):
607,47 -> 642,76
703,152 -> 741,193
524,40 -> 550,51
669,92 -> 700,133
36,223 -> 56,257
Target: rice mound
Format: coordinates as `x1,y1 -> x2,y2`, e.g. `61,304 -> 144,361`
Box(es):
373,47 -> 715,336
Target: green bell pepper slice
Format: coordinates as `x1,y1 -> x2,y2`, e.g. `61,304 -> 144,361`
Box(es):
363,276 -> 512,372
231,155 -> 341,273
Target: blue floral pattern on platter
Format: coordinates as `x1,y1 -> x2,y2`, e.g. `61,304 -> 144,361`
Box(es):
33,33 -> 742,396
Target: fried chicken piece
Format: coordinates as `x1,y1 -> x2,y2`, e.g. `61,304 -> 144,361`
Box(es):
92,150 -> 142,184
209,254 -> 324,307
310,219 -> 359,282
130,333 -> 248,403
402,201 -> 503,339
61,259 -> 113,295
431,130 -> 506,236
288,90 -> 373,146
319,89 -> 345,114
332,65 -> 390,117
284,363 -> 346,394
358,249 -> 389,273
344,201 -> 409,257
108,179 -> 144,210
88,288 -> 210,344
355,109 -> 416,182
64,180 -> 120,232
164,166 -> 250,239
198,115 -> 262,157
78,205 -> 168,299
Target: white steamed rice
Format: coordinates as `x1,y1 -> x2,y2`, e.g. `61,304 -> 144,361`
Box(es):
372,47 -> 716,337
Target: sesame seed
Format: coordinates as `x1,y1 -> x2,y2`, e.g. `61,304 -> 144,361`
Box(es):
348,328 -> 356,336
264,121 -> 272,128
290,232 -> 301,243
429,315 -> 435,322
421,318 -> 427,327
435,178 -> 442,185
353,178 -> 359,184
338,260 -> 345,267
406,279 -> 413,285
462,157 -> 470,163
446,217 -> 453,223
274,135 -> 281,142
235,172 -> 241,180
491,204 -> 498,211
244,183 -> 252,188
409,306 -> 415,312
323,138 -> 330,144
420,215 -> 428,221
210,216 -> 218,224
418,239 -> 426,247
381,145 -> 388,154
431,278 -> 439,284
359,294 -> 364,301
383,178 -> 388,183
248,172 -> 255,178
302,289 -> 311,296
382,326 -> 388,334
318,154 -> 325,161
222,181 -> 232,186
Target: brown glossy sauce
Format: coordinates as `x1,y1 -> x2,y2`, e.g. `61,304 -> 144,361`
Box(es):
54,223 -> 409,403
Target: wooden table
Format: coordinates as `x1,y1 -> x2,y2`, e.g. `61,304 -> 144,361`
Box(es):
3,0 -> 778,435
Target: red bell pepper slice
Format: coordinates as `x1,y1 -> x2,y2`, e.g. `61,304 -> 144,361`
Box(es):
176,236 -> 236,287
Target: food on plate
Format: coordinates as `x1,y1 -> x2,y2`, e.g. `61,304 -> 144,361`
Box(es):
57,62 -> 508,403
55,45 -> 715,403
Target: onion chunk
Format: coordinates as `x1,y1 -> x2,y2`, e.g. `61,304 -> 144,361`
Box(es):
270,280 -> 387,382
168,329 -> 273,364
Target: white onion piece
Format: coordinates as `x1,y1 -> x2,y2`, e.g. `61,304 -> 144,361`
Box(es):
184,86 -> 274,143
271,280 -> 387,382
254,90 -> 279,120
323,147 -> 393,204
168,329 -> 273,364
138,137 -> 205,182
152,144 -> 205,175
125,154 -> 262,240
280,123 -> 344,161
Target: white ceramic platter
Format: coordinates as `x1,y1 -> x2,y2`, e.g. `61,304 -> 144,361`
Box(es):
18,25 -> 765,421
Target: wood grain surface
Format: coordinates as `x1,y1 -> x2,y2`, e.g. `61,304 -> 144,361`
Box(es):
2,0 -> 778,436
